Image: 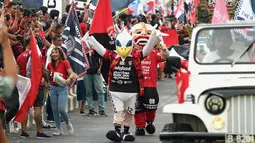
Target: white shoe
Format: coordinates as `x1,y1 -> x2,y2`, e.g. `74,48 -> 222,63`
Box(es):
53,129 -> 64,136
67,122 -> 74,134
170,73 -> 176,79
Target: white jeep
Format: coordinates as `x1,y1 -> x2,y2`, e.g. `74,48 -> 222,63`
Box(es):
160,22 -> 255,143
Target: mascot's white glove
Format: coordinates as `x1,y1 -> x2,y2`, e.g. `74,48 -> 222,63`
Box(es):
87,36 -> 106,57
142,27 -> 157,57
156,30 -> 169,43
53,72 -> 66,86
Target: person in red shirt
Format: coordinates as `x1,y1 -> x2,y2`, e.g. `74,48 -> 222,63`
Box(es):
17,36 -> 51,139
134,40 -> 169,136
6,2 -> 20,29
47,47 -> 77,136
79,4 -> 89,37
17,37 -> 30,77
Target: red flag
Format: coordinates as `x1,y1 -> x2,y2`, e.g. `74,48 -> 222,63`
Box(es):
159,26 -> 179,48
190,0 -> 200,25
174,0 -> 184,18
14,32 -> 42,122
212,0 -> 229,24
28,32 -> 42,106
39,29 -> 46,41
128,8 -> 134,14
12,75 -> 31,123
146,0 -> 155,14
89,0 -> 114,36
176,65 -> 190,104
147,0 -> 154,7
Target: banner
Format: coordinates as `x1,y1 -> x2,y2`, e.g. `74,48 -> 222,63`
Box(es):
234,0 -> 255,20
62,2 -> 89,76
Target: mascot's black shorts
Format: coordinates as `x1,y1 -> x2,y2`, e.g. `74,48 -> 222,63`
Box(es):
135,87 -> 159,113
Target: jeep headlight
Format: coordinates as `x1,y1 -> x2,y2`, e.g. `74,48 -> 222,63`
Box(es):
205,94 -> 226,115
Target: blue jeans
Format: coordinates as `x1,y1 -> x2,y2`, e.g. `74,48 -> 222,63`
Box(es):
50,85 -> 69,129
83,74 -> 105,112
77,78 -> 99,101
46,96 -> 54,121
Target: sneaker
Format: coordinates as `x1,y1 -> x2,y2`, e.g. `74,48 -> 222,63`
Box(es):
20,131 -> 30,138
122,132 -> 135,141
67,122 -> 74,134
99,111 -> 108,117
43,123 -> 55,129
80,111 -> 85,114
46,120 -> 55,123
86,110 -> 97,117
36,132 -> 51,139
169,73 -> 176,79
53,129 -> 64,136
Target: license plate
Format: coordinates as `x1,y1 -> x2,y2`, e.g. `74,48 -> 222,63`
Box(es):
225,133 -> 255,143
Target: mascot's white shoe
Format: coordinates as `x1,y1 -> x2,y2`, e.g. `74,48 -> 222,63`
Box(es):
122,132 -> 135,142
106,130 -> 122,142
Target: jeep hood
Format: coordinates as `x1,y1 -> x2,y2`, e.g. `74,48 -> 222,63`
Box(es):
188,75 -> 255,96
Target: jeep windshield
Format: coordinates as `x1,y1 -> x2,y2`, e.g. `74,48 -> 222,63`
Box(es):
195,27 -> 255,64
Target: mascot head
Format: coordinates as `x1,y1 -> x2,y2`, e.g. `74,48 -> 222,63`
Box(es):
130,22 -> 154,49
115,29 -> 133,60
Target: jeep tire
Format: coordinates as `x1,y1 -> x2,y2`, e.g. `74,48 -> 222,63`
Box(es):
161,123 -> 193,143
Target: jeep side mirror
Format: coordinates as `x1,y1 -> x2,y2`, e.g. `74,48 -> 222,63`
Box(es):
165,56 -> 181,73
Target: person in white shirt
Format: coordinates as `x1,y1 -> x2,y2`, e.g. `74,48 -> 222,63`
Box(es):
203,29 -> 250,63
45,34 -> 63,68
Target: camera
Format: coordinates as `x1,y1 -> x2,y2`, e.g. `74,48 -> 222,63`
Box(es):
5,14 -> 10,21
16,35 -> 23,41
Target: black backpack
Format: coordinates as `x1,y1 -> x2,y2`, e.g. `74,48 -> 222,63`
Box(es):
86,51 -> 100,74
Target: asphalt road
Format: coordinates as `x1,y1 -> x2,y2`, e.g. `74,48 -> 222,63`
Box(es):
7,78 -> 177,143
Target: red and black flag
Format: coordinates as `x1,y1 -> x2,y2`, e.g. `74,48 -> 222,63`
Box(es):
89,0 -> 115,82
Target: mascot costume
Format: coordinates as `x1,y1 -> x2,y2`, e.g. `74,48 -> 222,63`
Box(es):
84,22 -> 157,142
134,29 -> 169,136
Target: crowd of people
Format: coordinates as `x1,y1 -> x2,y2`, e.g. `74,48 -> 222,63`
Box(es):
0,1 -> 189,142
